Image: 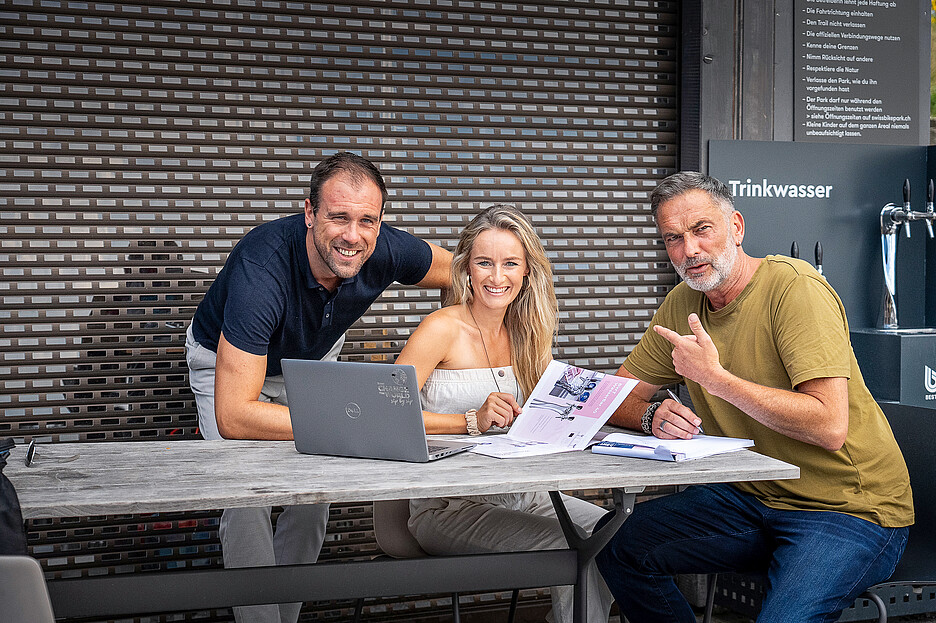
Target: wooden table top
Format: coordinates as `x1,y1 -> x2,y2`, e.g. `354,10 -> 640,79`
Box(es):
5,438 -> 799,519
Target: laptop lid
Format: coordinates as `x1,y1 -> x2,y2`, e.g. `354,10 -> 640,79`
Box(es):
281,359 -> 474,463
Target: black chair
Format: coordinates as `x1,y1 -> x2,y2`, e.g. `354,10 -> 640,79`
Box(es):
845,402 -> 936,622
352,499 -> 520,622
701,573 -> 889,623
704,401 -> 934,623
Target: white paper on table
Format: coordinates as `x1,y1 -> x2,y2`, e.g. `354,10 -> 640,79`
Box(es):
469,435 -> 580,458
590,431 -> 754,461
469,360 -> 638,459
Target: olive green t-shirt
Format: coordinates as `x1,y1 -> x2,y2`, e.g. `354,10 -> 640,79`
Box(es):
624,256 -> 913,528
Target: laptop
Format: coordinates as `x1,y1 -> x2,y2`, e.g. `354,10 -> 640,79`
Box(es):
281,359 -> 477,462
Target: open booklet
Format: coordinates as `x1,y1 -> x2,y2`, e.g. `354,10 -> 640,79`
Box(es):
470,360 -> 638,459
591,431 -> 754,462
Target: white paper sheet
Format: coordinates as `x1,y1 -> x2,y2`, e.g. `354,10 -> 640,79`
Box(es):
591,431 -> 754,461
469,360 -> 638,458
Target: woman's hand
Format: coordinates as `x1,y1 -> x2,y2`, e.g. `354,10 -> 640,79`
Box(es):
477,392 -> 523,431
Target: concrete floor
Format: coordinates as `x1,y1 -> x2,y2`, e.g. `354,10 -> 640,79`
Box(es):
699,611 -> 936,622
604,609 -> 936,622
697,614 -> 936,623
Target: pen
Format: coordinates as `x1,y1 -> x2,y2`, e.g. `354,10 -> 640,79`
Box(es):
666,388 -> 704,434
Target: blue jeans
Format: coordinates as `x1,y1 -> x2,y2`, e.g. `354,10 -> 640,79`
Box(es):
595,484 -> 908,623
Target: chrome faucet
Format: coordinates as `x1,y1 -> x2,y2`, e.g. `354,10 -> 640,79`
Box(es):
879,179 -> 936,328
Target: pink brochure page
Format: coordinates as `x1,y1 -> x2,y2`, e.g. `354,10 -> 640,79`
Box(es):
506,360 -> 638,450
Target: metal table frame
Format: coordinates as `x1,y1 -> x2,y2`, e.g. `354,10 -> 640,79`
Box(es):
45,488 -> 640,622
7,439 -> 798,622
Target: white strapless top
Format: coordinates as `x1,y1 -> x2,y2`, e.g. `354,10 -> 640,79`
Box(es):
412,366 -> 530,511
420,365 -> 523,414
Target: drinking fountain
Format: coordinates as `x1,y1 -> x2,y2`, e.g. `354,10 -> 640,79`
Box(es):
851,179 -> 936,409
878,179 -> 935,328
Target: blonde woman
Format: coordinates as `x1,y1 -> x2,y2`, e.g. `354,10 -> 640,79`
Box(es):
396,204 -> 613,623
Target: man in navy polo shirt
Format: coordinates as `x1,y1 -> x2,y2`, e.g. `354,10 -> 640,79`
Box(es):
185,152 -> 451,623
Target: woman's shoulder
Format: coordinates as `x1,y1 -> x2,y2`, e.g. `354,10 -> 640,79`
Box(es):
413,305 -> 465,337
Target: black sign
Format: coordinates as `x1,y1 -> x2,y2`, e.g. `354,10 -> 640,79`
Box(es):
794,0 -> 923,144
709,139 -> 927,329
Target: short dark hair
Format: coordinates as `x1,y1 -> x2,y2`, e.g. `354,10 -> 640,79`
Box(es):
649,171 -> 734,221
308,152 -> 388,214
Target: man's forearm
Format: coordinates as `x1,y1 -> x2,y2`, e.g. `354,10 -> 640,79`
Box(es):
216,399 -> 294,440
703,370 -> 848,451
654,314 -> 849,451
213,333 -> 295,440
608,390 -> 652,429
610,367 -> 661,430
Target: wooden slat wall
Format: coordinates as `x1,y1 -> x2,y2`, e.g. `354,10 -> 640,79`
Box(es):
0,1 -> 678,620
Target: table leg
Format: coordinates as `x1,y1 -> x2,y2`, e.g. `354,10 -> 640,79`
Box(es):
548,487 -> 641,623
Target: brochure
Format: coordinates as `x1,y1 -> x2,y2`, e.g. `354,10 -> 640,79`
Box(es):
591,431 -> 754,462
470,360 -> 638,459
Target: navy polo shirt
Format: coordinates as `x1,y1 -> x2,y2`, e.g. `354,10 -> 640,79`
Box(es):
191,213 -> 432,376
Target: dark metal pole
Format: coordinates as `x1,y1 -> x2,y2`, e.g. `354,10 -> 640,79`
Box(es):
548,487 -> 640,623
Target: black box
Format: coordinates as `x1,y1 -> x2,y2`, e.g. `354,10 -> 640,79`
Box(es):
851,328 -> 936,409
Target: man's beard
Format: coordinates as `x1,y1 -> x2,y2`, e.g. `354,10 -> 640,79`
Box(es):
674,240 -> 738,292
313,232 -> 370,279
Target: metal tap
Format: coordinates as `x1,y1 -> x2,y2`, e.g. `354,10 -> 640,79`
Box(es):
880,212 -> 898,327
926,178 -> 935,238
881,179 -> 936,238
879,179 -> 936,329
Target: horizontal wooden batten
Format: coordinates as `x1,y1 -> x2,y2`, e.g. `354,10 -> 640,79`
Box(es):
1,1 -> 679,620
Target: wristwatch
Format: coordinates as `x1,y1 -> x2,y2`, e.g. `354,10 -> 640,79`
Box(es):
641,401 -> 662,435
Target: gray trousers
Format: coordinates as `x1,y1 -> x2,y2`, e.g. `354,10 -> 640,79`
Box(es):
408,492 -> 614,623
185,324 -> 343,623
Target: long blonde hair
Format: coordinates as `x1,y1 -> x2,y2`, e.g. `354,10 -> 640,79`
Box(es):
448,205 -> 558,398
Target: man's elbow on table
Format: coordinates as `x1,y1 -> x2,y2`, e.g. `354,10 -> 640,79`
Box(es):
215,405 -> 241,439
215,395 -> 252,439
215,399 -> 292,440
213,372 -> 264,439
213,334 -> 275,439
214,377 -> 294,441
215,375 -> 260,439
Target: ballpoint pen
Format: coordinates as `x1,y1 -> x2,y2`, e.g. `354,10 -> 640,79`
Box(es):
666,388 -> 704,434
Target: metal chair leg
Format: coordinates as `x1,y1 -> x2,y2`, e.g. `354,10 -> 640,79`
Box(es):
702,574 -> 718,623
352,597 -> 364,622
507,588 -> 519,622
351,573 -> 517,622
859,590 -> 887,623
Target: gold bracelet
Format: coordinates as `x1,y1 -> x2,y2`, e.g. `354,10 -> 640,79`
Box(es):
465,408 -> 481,436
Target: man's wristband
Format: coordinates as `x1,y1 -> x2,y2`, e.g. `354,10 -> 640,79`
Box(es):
465,409 -> 482,436
640,401 -> 662,435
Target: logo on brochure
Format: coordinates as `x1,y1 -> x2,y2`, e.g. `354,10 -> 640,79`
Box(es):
925,365 -> 936,399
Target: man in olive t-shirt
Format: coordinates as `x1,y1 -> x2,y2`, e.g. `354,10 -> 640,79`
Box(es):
594,172 -> 912,623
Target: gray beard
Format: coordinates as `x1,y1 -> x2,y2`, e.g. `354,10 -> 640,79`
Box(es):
675,242 -> 738,292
